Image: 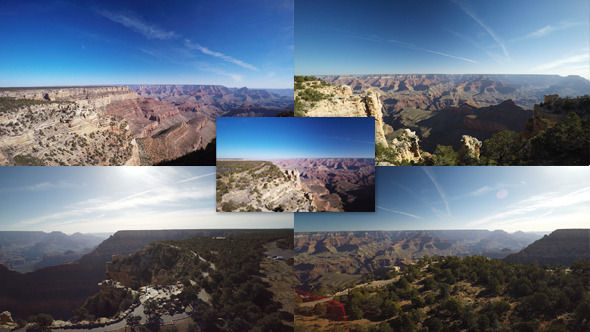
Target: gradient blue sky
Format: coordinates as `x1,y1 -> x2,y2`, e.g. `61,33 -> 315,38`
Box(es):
295,167 -> 590,233
0,0 -> 293,88
217,117 -> 375,159
0,167 -> 293,234
295,0 -> 590,79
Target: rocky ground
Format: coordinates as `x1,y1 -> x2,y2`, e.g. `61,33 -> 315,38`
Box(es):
0,93 -> 138,165
216,160 -> 316,212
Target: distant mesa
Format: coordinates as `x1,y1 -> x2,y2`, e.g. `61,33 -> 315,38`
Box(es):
0,231 -> 105,273
0,84 -> 293,166
503,229 -> 590,266
294,229 -> 544,292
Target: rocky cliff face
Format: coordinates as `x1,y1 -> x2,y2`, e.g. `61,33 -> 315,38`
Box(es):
0,88 -> 140,165
217,161 -> 316,212
503,229 -> 590,266
0,86 -> 139,109
296,82 -> 388,146
1,85 -> 218,166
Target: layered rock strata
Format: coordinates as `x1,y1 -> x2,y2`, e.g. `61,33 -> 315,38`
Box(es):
296,82 -> 388,146
217,161 -> 316,212
0,87 -> 140,165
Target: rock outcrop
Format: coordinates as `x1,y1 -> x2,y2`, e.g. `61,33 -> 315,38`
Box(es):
458,135 -> 482,162
296,82 -> 388,146
217,161 -> 316,212
389,129 -> 421,163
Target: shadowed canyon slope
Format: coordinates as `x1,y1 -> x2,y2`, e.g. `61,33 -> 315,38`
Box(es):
0,85 -> 293,165
503,229 -> 590,266
0,229 -> 239,320
295,230 -> 543,292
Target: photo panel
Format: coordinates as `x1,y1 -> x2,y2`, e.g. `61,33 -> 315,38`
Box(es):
294,166 -> 590,331
294,0 -> 590,166
0,166 -> 294,330
216,117 -> 376,212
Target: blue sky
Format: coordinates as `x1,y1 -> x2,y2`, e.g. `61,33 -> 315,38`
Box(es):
0,167 -> 293,234
0,0 -> 293,88
217,117 -> 375,159
295,166 -> 590,233
295,0 -> 590,79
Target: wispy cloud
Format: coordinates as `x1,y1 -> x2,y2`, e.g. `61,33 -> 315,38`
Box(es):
377,206 -> 423,219
445,28 -> 505,64
176,172 -> 216,183
0,181 -> 83,193
96,10 -> 178,40
452,0 -> 510,61
468,186 -> 590,228
194,62 -> 244,82
17,183 -> 213,227
423,168 -> 451,218
531,53 -> 590,72
185,40 -> 259,71
334,28 -> 478,64
423,49 -> 479,64
451,182 -> 524,201
511,21 -> 587,42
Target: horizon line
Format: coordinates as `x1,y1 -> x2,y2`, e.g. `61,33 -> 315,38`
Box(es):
293,228 -> 578,233
0,84 -> 294,90
297,73 -> 588,79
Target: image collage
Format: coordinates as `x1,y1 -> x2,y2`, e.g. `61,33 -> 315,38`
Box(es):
0,1 -> 589,332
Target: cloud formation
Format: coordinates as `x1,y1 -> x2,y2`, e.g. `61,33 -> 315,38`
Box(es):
185,40 -> 259,71
423,168 -> 452,218
97,10 -> 177,40
468,186 -> 590,228
531,53 -> 590,72
511,21 -> 587,42
343,30 -> 478,64
452,0 -> 509,61
377,206 -> 423,219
